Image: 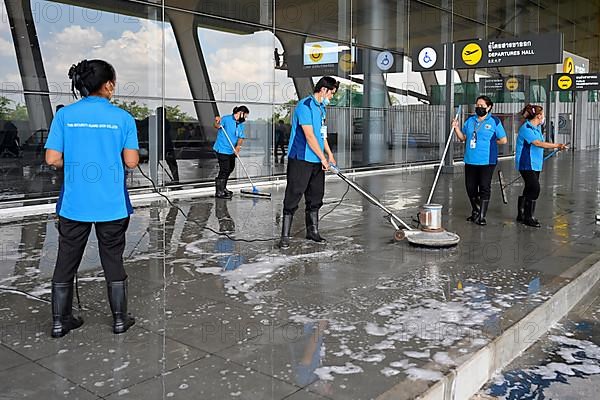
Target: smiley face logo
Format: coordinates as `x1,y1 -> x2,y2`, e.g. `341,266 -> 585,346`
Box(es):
462,43 -> 482,66
557,75 -> 572,90
505,77 -> 519,91
309,44 -> 323,63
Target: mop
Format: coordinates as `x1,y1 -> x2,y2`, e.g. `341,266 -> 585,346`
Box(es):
219,126 -> 271,198
498,144 -> 569,204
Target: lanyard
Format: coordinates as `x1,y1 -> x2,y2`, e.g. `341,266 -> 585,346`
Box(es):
472,119 -> 487,142
313,96 -> 326,125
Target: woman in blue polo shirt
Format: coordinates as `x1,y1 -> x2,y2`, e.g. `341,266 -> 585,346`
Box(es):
213,106 -> 249,199
453,95 -> 507,225
515,104 -> 566,227
45,59 -> 138,337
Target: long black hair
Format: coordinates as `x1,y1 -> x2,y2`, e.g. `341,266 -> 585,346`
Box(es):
68,59 -> 116,98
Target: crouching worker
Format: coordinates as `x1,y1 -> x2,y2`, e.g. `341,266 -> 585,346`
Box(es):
213,106 -> 249,199
279,77 -> 339,249
45,59 -> 138,337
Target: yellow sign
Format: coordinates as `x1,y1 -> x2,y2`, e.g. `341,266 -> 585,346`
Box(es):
557,75 -> 573,90
339,53 -> 353,72
461,43 -> 482,66
563,57 -> 574,74
505,77 -> 519,91
309,44 -> 323,63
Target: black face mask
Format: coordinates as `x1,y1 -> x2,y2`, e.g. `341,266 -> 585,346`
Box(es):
238,116 -> 246,124
475,107 -> 488,117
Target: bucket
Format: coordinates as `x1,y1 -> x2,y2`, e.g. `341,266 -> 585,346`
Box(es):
419,204 -> 443,230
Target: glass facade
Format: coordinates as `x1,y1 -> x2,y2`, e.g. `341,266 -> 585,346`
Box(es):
1,0 -> 599,203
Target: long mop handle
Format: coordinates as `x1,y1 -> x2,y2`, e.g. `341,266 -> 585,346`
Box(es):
501,147 -> 566,190
330,165 -> 413,231
427,105 -> 462,205
220,126 -> 257,188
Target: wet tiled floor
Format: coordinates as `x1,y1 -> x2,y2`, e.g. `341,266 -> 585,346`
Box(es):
481,280 -> 600,399
1,150 -> 599,399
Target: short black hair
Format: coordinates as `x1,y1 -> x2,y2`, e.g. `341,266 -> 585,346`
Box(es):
314,76 -> 340,93
233,105 -> 250,114
476,95 -> 493,108
68,59 -> 116,98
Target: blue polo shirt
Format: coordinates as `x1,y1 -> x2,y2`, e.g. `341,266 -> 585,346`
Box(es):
213,114 -> 245,155
45,96 -> 138,222
516,121 -> 544,171
288,96 -> 326,163
462,113 -> 507,165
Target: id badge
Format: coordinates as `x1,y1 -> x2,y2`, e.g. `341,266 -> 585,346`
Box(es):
320,125 -> 328,139
470,138 -> 477,149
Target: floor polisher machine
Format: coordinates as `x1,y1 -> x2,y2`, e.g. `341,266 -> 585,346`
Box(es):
406,105 -> 463,247
330,172 -> 459,247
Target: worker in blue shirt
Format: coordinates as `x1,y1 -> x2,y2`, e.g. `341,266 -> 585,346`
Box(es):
279,77 -> 339,249
515,104 -> 566,227
44,59 -> 138,337
213,106 -> 249,199
452,95 -> 508,225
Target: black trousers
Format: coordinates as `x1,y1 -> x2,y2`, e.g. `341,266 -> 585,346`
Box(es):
464,164 -> 496,201
216,152 -> 236,180
52,216 -> 130,284
283,158 -> 325,215
519,170 -> 541,200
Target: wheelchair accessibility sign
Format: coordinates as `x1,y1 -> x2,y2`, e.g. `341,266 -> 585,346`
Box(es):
413,45 -> 444,71
418,47 -> 437,69
377,51 -> 394,71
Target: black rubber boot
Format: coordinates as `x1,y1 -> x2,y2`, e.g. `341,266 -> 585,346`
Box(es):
523,199 -> 541,228
466,197 -> 480,222
107,280 -> 135,334
278,214 -> 293,249
305,211 -> 326,243
215,199 -> 235,233
215,178 -> 232,199
475,199 -> 489,226
51,282 -> 84,338
223,178 -> 233,196
516,196 -> 525,223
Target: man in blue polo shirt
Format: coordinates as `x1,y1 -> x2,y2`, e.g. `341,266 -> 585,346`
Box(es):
279,76 -> 339,249
213,105 -> 249,198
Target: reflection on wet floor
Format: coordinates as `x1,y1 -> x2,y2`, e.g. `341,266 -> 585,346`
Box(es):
1,150 -> 600,399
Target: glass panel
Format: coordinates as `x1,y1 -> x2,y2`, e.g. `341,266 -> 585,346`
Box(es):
195,20 -> 278,104
0,1 -> 22,93
453,14 -> 484,42
161,100 -> 274,185
21,0 -> 163,98
166,0 -> 273,27
275,0 -> 350,43
453,1 -> 486,24
487,0 -> 515,33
